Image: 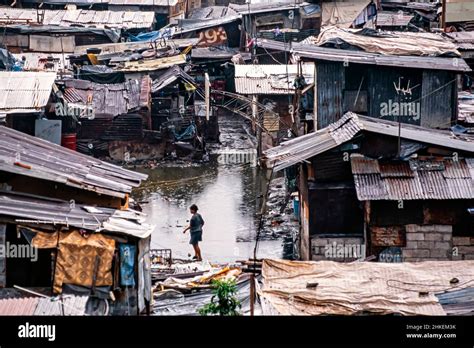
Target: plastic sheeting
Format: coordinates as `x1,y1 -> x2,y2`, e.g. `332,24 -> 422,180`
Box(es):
79,65 -> 125,84
307,27 -> 461,57
321,0 -> 372,28
260,259 -> 474,316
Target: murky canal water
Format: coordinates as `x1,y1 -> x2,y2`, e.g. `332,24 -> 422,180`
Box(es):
134,116 -> 283,263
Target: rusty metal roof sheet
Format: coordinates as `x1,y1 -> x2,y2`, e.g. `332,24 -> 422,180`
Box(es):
263,112 -> 474,172
0,297 -> 40,315
0,125 -> 147,198
234,63 -> 315,95
0,8 -> 155,29
0,72 -> 56,114
63,78 -> 143,118
351,155 -> 474,201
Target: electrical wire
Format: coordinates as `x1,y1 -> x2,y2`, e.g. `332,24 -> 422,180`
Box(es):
386,278 -> 474,294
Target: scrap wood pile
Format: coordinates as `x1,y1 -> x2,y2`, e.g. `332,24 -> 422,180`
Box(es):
151,250 -> 245,293
154,266 -> 243,293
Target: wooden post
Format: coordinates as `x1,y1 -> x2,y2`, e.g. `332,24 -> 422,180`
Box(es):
442,0 -> 447,32
250,272 -> 255,316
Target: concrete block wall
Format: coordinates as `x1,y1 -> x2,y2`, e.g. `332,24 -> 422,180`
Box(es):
452,237 -> 474,261
403,224 -> 453,262
311,237 -> 365,262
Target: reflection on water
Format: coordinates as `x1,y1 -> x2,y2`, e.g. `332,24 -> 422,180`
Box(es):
136,160 -> 282,262
134,116 -> 283,263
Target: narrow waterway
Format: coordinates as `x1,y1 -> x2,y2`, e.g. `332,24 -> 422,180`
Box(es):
134,115 -> 283,263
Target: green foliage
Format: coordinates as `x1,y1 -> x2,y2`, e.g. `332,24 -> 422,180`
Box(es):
198,279 -> 241,316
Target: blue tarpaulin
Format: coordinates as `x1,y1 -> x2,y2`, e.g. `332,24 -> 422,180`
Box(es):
120,244 -> 136,287
127,28 -> 174,42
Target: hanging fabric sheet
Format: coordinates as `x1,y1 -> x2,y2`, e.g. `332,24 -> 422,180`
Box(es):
119,243 -> 136,287
52,231 -> 115,294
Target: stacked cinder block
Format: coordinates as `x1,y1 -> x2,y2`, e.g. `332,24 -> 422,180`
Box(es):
403,225 -> 452,261
311,237 -> 365,262
452,237 -> 474,260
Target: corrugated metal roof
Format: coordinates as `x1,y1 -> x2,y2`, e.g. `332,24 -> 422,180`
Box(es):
108,0 -> 178,6
263,112 -> 474,172
0,190 -> 111,230
0,8 -> 155,29
0,290 -> 89,315
234,64 -> 315,95
0,190 -> 154,237
351,155 -> 474,201
257,39 -> 472,72
0,125 -> 147,198
151,65 -> 195,93
0,297 -> 40,315
229,1 -> 307,15
63,78 -> 143,117
0,71 -> 56,114
376,11 -> 414,27
35,295 -> 89,315
189,6 -> 238,20
175,15 -> 241,34
437,287 -> 474,316
263,112 -> 362,171
12,53 -> 70,72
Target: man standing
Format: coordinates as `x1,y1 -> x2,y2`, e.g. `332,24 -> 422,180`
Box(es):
183,204 -> 204,261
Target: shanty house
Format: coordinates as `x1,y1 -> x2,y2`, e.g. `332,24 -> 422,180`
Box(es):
234,63 -> 315,151
0,8 -> 156,54
263,112 -> 474,263
0,126 -> 153,315
257,28 -> 472,131
230,1 -> 322,43
0,71 -> 56,134
14,0 -> 186,27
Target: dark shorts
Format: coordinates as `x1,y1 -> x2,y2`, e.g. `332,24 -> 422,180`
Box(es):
189,231 -> 202,245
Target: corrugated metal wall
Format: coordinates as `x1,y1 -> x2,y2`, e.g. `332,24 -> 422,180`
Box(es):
316,61 -> 345,129
368,66 -> 423,126
420,70 -> 457,129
